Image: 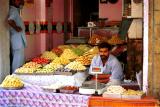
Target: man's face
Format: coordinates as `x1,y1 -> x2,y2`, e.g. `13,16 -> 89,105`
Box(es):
14,0 -> 24,8
99,48 -> 110,60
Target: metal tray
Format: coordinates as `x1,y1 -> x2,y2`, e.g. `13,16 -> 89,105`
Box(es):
0,85 -> 24,90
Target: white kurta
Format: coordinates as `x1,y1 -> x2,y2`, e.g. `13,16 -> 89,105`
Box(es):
8,6 -> 27,73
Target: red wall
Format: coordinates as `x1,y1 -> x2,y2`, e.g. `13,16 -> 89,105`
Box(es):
22,0 -> 64,60
99,0 -> 122,21
22,0 -> 46,60
52,0 -> 64,48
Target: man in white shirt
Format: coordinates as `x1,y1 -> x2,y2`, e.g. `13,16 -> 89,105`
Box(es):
89,42 -> 124,85
8,0 -> 27,73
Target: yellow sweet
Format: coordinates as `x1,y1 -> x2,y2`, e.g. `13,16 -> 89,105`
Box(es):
52,57 -> 70,65
36,63 -> 63,73
65,61 -> 86,71
83,46 -> 99,59
107,35 -> 124,45
1,75 -> 23,88
22,62 -> 42,69
76,56 -> 91,65
15,67 -> 37,73
122,89 -> 144,96
41,51 -> 58,60
60,49 -> 78,60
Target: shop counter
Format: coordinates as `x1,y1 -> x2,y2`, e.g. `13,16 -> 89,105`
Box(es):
0,85 -> 89,107
0,84 -> 159,107
14,72 -> 87,87
88,96 -> 159,107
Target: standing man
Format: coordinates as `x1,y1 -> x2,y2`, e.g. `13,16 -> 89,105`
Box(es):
8,0 -> 27,73
89,42 -> 124,85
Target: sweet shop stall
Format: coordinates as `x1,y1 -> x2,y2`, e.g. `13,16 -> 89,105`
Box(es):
0,0 -> 159,107
0,44 -> 159,106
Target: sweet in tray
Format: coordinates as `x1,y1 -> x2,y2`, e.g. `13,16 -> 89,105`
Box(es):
59,86 -> 79,94
0,75 -> 24,89
121,89 -> 145,99
64,61 -> 86,71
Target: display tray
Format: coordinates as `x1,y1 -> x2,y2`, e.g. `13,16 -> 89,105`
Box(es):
54,71 -> 77,76
103,93 -> 122,99
63,68 -> 87,72
54,68 -> 85,76
79,87 -> 105,95
14,72 -> 55,75
0,85 -> 24,90
59,89 -> 78,94
42,88 -> 58,93
84,65 -> 90,67
121,94 -> 146,99
59,86 -> 79,94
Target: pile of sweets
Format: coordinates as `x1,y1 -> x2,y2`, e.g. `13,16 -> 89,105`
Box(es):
1,75 -> 24,88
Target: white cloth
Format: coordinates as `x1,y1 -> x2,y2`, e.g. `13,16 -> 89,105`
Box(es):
15,72 -> 88,87
89,54 -> 124,81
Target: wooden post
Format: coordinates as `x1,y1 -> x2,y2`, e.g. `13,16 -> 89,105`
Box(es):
0,0 -> 10,82
148,0 -> 160,99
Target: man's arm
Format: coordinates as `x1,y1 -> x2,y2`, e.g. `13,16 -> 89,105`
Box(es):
86,56 -> 98,81
8,19 -> 22,32
89,55 -> 97,74
110,60 -> 123,81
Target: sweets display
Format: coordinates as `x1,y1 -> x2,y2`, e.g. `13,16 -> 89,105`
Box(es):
52,48 -> 63,56
58,45 -> 71,50
65,61 -> 86,71
22,62 -> 42,68
88,34 -> 106,45
60,49 -> 78,60
122,89 -> 144,96
77,44 -> 91,52
107,35 -> 124,45
43,63 -> 63,69
76,56 -> 91,66
71,48 -> 84,56
32,57 -> 50,64
104,85 -> 126,94
83,46 -> 99,59
15,67 -> 37,73
103,85 -> 126,98
52,57 -> 70,65
41,51 -> 58,60
103,85 -> 145,99
60,86 -> 79,94
0,75 -> 24,88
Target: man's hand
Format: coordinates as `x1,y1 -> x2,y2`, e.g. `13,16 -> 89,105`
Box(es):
8,20 -> 22,32
86,75 -> 93,81
15,26 -> 22,32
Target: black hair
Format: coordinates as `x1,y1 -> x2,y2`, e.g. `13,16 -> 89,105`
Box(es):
10,0 -> 15,6
98,42 -> 112,51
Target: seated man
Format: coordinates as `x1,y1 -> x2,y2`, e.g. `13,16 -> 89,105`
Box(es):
88,42 -> 124,85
